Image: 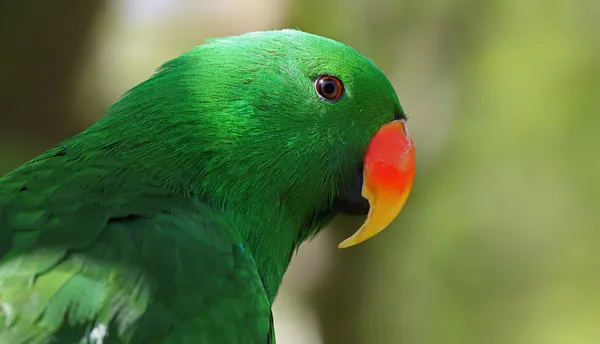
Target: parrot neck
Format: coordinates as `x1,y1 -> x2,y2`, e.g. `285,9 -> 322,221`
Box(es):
222,202 -> 333,304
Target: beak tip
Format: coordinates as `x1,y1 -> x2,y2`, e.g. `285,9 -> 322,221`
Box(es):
337,241 -> 351,249
338,232 -> 365,248
337,234 -> 367,249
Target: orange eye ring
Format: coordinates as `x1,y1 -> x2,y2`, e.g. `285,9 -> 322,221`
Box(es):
315,75 -> 344,101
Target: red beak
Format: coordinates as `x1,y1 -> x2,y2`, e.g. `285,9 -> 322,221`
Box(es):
339,120 -> 416,248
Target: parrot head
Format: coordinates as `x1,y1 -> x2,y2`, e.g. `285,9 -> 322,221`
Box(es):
107,29 -> 415,250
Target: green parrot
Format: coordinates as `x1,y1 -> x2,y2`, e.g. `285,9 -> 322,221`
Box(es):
0,29 -> 415,343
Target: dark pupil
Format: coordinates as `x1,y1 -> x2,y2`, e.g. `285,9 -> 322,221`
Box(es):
322,81 -> 336,96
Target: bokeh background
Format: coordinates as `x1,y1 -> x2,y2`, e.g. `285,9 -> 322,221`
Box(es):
1,0 -> 599,343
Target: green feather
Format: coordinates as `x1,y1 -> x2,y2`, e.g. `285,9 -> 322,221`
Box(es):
0,29 -> 404,343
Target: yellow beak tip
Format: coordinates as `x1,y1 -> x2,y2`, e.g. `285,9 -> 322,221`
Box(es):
337,233 -> 370,249
337,240 -> 354,249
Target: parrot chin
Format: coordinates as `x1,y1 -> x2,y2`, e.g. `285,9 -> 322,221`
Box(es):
332,166 -> 370,216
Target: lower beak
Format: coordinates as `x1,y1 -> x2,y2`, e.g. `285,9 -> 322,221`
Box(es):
338,120 -> 415,248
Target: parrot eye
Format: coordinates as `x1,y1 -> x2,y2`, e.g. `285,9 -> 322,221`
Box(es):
315,75 -> 344,101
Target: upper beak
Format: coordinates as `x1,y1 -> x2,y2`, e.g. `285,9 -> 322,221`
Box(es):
338,120 -> 415,248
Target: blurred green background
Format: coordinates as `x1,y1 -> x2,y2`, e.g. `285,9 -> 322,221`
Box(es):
1,0 -> 599,343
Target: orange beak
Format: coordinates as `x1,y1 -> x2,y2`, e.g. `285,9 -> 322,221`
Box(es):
338,120 -> 416,248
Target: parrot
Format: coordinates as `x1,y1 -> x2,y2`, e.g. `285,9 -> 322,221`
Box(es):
0,29 -> 415,343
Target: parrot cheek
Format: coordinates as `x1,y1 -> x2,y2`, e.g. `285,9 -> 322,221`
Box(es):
338,120 -> 415,249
